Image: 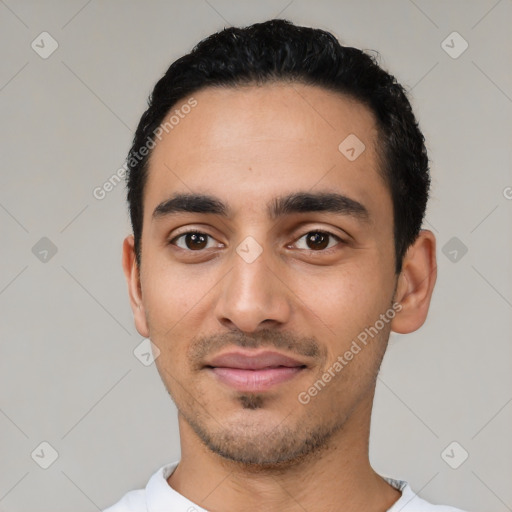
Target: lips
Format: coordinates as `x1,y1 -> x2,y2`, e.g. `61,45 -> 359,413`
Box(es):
204,350 -> 307,392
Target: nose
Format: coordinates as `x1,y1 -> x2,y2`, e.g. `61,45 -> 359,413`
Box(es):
214,240 -> 292,333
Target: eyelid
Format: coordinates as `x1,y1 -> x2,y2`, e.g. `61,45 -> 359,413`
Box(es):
168,223 -> 221,240
288,220 -> 350,241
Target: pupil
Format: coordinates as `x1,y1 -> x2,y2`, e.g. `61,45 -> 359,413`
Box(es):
308,232 -> 328,250
187,233 -> 207,250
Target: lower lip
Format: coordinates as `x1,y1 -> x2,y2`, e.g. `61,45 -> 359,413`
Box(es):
209,367 -> 304,392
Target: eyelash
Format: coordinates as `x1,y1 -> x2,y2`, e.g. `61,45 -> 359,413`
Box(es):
168,229 -> 345,253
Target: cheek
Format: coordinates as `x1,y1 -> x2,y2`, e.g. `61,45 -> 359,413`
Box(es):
143,265 -> 208,390
293,260 -> 394,352
141,257 -> 222,350
141,260 -> 198,335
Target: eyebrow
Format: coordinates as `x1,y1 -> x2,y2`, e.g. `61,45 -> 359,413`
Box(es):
152,191 -> 370,223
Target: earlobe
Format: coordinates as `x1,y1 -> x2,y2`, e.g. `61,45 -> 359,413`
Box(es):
391,229 -> 437,334
122,235 -> 150,338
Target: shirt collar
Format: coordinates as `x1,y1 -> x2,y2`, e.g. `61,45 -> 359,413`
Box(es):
145,461 -> 413,512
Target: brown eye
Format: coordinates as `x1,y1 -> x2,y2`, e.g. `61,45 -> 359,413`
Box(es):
170,231 -> 218,251
306,232 -> 329,250
293,231 -> 342,251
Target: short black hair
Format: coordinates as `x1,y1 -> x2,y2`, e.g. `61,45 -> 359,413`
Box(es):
126,18 -> 430,274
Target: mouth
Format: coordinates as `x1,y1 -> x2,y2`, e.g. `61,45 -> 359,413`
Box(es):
204,350 -> 308,392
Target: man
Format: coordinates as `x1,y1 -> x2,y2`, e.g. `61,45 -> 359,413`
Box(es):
106,19 -> 468,512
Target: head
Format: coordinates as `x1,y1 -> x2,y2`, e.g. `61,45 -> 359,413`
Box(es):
122,19 -> 436,468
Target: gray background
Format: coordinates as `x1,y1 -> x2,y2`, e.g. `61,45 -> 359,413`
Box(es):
1,1 -> 511,511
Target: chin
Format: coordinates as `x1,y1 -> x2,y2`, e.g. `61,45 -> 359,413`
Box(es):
183,404 -> 342,470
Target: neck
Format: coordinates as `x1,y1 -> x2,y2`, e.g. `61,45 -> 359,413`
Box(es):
168,396 -> 401,512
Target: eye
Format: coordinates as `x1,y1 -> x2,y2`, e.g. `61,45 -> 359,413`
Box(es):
169,229 -> 344,253
169,230 -> 223,251
291,230 -> 343,251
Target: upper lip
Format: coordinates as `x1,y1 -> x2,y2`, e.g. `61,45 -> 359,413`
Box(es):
204,350 -> 307,370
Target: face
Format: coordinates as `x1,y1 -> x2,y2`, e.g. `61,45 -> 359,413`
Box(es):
125,83 -> 401,466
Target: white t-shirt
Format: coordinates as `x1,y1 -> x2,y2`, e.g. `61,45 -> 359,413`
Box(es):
103,461 -> 468,512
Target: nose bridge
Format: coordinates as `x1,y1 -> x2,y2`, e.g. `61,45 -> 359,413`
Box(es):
214,234 -> 291,331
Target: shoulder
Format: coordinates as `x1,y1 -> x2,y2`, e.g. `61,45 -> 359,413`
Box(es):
101,461 -> 180,512
102,489 -> 146,512
386,478 -> 469,512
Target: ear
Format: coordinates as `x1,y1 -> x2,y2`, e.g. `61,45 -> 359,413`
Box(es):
391,229 -> 437,334
122,234 -> 149,338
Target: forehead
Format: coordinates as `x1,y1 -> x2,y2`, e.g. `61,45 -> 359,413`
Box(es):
143,82 -> 389,225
